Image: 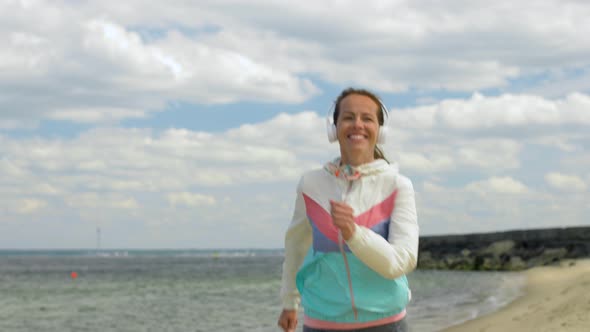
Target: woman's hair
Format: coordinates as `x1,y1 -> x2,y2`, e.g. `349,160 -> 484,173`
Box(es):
333,87 -> 389,162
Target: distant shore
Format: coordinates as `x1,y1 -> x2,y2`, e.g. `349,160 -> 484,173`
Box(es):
442,259 -> 590,332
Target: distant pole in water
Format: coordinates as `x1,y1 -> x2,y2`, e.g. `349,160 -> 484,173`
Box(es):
96,227 -> 101,251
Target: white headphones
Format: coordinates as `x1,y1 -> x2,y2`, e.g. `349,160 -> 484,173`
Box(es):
326,98 -> 389,144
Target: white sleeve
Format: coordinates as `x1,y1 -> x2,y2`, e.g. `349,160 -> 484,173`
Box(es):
345,176 -> 419,279
280,178 -> 312,310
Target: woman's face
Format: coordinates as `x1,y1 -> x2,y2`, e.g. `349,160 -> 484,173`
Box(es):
336,94 -> 380,163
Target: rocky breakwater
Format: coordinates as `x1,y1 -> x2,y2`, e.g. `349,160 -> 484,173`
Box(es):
417,226 -> 590,271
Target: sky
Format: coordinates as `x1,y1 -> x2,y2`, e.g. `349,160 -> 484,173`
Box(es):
1,0 -> 589,249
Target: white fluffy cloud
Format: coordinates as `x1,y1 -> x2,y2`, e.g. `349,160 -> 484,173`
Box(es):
2,1 -> 590,247
417,178 -> 588,236
2,90 -> 589,221
0,112 -> 330,232
0,2 -> 318,129
167,192 -> 217,207
385,93 -> 590,177
16,198 -> 47,214
64,192 -> 139,210
2,1 -> 590,128
545,172 -> 587,192
466,176 -> 530,195
390,92 -> 590,130
397,152 -> 455,173
49,107 -> 148,124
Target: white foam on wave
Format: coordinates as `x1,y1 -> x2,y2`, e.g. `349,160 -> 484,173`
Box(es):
407,270 -> 527,332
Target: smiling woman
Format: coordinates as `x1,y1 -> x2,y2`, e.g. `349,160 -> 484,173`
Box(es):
278,88 -> 419,332
331,88 -> 390,166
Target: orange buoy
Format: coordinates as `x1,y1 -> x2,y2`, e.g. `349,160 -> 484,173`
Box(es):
70,271 -> 78,279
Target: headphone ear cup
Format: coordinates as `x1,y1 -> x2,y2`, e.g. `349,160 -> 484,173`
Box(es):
327,123 -> 338,143
377,126 -> 388,145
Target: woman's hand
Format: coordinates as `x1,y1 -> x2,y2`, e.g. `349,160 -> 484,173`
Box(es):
330,200 -> 356,241
277,309 -> 298,332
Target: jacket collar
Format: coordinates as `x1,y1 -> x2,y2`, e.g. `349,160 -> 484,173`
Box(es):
323,157 -> 396,180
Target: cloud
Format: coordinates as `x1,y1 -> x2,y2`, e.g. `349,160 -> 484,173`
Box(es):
422,181 -> 445,193
458,139 -> 522,170
167,192 -> 217,207
2,1 -> 590,247
390,137 -> 522,174
385,93 -> 590,175
545,172 -> 587,192
1,98 -> 589,246
0,4 -> 319,129
530,134 -> 582,152
0,114 -> 327,209
49,107 -> 148,124
522,68 -> 590,98
64,192 -> 139,210
418,177 -> 588,236
113,198 -> 140,209
185,0 -> 589,92
0,158 -> 28,177
466,176 -> 530,195
3,1 -> 590,128
397,152 -> 455,173
390,92 -> 590,130
2,91 -> 587,238
16,198 -> 47,214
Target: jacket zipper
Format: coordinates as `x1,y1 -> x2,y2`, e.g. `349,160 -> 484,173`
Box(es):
338,180 -> 358,320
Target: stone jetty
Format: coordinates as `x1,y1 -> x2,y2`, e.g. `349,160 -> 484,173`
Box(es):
417,226 -> 590,270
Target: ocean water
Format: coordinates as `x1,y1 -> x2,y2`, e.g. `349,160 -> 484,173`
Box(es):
0,250 -> 525,332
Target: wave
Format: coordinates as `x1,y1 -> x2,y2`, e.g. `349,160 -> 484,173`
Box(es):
0,249 -> 285,258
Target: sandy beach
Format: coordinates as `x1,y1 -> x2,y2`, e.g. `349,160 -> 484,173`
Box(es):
443,259 -> 590,332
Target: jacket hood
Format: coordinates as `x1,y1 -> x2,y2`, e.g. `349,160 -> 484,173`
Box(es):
323,157 -> 398,180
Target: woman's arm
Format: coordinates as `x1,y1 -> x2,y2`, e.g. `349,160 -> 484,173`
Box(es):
280,178 -> 312,309
346,176 -> 419,279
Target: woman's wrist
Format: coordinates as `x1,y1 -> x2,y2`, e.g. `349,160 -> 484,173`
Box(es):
342,223 -> 357,241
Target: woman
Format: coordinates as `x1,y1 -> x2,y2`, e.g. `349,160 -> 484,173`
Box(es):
277,88 -> 419,332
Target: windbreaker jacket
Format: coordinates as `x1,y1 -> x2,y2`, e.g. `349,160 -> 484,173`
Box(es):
280,158 -> 419,329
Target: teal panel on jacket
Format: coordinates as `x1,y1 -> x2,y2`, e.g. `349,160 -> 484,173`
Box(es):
296,248 -> 409,323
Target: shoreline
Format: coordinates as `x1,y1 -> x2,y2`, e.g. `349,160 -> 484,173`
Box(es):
442,259 -> 590,332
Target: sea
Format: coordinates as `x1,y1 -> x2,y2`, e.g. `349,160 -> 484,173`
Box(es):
0,249 -> 525,332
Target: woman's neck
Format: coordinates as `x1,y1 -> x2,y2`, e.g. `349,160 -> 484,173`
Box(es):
340,153 -> 374,167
